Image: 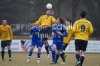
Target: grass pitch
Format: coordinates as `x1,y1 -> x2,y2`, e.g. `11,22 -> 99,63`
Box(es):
0,53 -> 100,66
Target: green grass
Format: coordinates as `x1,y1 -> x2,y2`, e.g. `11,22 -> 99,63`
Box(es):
0,53 -> 100,66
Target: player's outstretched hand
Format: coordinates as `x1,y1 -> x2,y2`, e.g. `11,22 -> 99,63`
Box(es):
28,23 -> 32,26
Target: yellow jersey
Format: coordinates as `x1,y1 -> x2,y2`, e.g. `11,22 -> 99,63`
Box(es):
63,25 -> 73,44
73,18 -> 93,41
0,25 -> 13,41
36,15 -> 56,27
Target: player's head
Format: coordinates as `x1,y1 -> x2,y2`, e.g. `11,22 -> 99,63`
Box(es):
56,18 -> 65,24
46,9 -> 52,15
80,11 -> 86,18
2,20 -> 7,26
65,19 -> 71,25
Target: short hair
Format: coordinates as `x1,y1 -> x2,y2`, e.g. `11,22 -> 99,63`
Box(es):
80,11 -> 86,18
2,19 -> 7,22
66,19 -> 71,23
59,18 -> 65,24
46,9 -> 52,11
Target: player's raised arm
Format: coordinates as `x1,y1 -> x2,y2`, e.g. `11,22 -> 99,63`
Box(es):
29,16 -> 42,26
88,22 -> 93,36
30,27 -> 33,39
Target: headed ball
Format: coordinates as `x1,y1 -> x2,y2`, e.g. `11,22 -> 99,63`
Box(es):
46,3 -> 52,9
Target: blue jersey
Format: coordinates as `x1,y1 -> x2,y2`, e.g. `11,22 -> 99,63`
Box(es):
52,24 -> 68,41
30,26 -> 41,41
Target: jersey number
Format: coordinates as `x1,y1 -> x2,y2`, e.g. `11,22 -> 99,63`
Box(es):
81,25 -> 85,32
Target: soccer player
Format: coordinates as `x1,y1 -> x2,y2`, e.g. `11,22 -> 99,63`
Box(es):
0,20 -> 13,61
29,9 -> 56,58
60,19 -> 73,64
50,18 -> 68,64
27,25 -> 42,63
73,11 -> 93,66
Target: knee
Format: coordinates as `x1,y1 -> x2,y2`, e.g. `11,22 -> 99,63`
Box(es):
7,46 -> 11,50
76,50 -> 80,53
57,50 -> 61,54
30,46 -> 34,50
52,45 -> 56,51
38,47 -> 41,52
43,41 -> 48,45
81,51 -> 85,57
2,47 -> 5,51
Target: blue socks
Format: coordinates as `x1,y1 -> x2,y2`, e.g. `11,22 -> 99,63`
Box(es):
28,50 -> 41,60
37,52 -> 41,60
52,50 -> 56,62
54,54 -> 59,63
28,50 -> 33,59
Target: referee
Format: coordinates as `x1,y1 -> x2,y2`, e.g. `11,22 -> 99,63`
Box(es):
0,20 -> 13,61
29,9 -> 56,58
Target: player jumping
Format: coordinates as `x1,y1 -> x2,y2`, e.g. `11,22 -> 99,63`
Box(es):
28,9 -> 56,59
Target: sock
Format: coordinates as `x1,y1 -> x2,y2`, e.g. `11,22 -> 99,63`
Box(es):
8,50 -> 11,58
75,53 -> 80,62
80,56 -> 85,66
49,46 -> 52,51
28,50 -> 33,59
37,52 -> 41,60
1,51 -> 5,60
45,45 -> 49,55
54,54 -> 59,63
60,52 -> 66,62
52,50 -> 56,62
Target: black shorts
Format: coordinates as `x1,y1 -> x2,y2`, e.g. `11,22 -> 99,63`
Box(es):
61,43 -> 68,51
1,40 -> 11,47
40,27 -> 52,41
75,39 -> 88,51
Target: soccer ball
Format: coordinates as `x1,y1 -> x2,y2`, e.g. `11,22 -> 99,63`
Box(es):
46,3 -> 52,9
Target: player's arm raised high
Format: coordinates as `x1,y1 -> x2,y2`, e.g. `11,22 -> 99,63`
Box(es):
30,27 -> 34,39
29,16 -> 42,26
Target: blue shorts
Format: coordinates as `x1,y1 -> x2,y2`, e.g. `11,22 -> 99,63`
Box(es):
30,40 -> 42,48
52,40 -> 63,50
